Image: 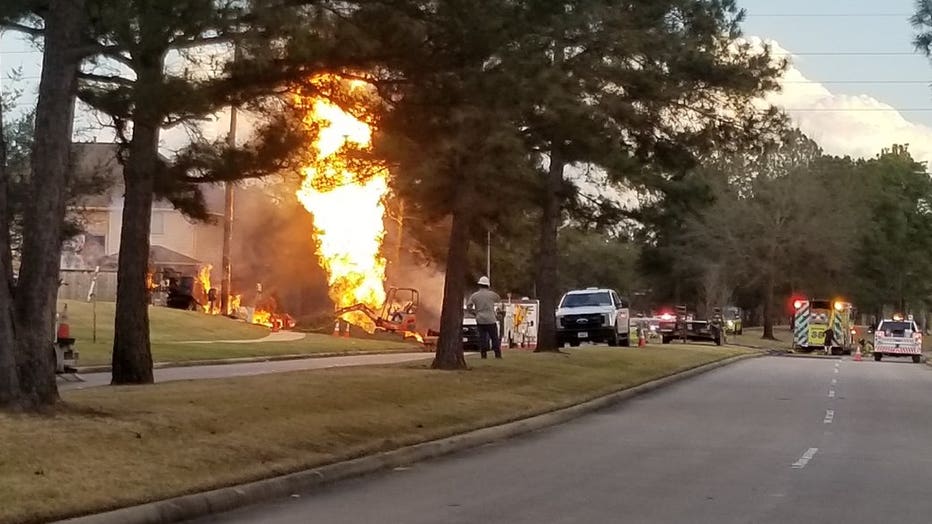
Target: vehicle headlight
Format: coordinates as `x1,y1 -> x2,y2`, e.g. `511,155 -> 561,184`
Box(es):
726,320 -> 735,329
604,314 -> 612,326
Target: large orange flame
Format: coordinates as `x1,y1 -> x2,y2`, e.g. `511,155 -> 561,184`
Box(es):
296,80 -> 388,331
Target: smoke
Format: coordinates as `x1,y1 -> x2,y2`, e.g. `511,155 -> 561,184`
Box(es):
231,180 -> 332,321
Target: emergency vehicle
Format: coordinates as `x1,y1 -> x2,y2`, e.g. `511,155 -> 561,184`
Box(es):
792,299 -> 854,354
872,315 -> 923,363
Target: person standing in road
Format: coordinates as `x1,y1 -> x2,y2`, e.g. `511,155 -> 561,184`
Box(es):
823,326 -> 835,355
468,276 -> 502,359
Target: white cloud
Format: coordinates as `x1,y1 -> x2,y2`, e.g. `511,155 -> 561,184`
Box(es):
757,37 -> 932,167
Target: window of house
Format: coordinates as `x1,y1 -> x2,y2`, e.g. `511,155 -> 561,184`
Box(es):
151,211 -> 165,235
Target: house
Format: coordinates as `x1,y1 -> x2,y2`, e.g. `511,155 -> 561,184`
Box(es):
60,143 -> 226,301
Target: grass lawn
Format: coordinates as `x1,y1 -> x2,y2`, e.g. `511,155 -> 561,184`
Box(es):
60,300 -> 420,366
0,345 -> 750,524
728,326 -> 794,351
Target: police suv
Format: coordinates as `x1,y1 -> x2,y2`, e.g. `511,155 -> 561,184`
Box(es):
556,288 -> 631,347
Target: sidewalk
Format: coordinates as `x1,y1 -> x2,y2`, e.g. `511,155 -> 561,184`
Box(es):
60,352 -> 434,391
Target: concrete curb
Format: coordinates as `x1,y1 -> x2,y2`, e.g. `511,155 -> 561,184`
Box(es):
73,349 -> 425,374
57,351 -> 761,524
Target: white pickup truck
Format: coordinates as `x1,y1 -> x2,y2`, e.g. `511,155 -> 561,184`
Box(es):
873,318 -> 923,363
556,288 -> 631,347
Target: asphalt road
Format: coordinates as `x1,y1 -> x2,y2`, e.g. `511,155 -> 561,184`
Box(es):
58,353 -> 433,392
193,355 -> 932,524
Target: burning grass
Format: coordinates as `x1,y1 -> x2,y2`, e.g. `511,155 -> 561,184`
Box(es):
0,345 -> 751,523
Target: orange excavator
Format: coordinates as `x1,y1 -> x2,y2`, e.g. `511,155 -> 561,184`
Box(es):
334,287 -> 420,334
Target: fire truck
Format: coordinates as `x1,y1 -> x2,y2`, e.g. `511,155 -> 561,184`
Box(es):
792,299 -> 855,354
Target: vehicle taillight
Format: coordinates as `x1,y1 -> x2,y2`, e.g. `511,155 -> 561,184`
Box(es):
660,313 -> 674,321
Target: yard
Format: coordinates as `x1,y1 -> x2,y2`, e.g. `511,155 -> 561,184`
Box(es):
59,300 -> 421,367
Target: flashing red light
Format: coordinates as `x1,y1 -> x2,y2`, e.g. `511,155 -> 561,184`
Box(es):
793,300 -> 804,310
659,313 -> 675,321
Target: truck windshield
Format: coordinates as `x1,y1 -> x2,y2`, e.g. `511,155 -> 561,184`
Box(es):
561,292 -> 613,308
879,322 -> 913,336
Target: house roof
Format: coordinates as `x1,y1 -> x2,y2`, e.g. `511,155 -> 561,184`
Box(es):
98,244 -> 204,271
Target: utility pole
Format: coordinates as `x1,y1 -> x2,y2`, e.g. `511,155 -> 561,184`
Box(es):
220,44 -> 239,315
486,230 -> 491,280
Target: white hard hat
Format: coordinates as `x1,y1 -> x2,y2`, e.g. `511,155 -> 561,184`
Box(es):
477,276 -> 490,286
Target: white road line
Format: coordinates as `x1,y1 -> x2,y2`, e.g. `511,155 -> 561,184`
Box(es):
835,362 -> 840,367
824,410 -> 834,424
792,448 -> 819,469
834,368 -> 839,374
832,378 -> 837,385
828,390 -> 836,398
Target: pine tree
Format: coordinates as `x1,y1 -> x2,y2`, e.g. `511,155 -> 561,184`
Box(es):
0,0 -> 89,410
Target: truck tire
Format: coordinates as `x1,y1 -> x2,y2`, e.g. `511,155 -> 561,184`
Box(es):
621,334 -> 631,347
662,336 -> 671,345
569,341 -> 580,347
608,330 -> 619,347
874,353 -> 882,362
913,355 -> 922,364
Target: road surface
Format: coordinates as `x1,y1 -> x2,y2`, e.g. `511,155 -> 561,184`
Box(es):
59,353 -> 432,392
194,356 -> 932,524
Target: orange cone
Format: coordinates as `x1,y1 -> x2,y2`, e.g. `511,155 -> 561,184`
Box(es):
332,320 -> 341,337
854,347 -> 863,362
638,330 -> 646,348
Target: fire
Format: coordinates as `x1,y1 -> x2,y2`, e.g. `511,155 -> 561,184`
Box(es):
295,79 -> 389,331
196,264 -> 213,313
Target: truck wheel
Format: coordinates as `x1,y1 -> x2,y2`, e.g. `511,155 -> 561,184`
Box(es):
662,336 -> 671,345
569,341 -> 580,348
913,355 -> 922,364
607,331 -> 619,347
874,353 -> 882,362
621,334 -> 631,347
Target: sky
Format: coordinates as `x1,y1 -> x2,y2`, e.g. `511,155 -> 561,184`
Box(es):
3,0 -> 932,164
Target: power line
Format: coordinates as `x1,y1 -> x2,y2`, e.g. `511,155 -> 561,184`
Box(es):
783,108 -> 932,112
748,13 -> 912,18
783,80 -> 932,85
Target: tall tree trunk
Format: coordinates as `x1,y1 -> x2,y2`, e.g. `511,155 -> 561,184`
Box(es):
762,270 -> 776,340
111,60 -> 163,385
9,0 -> 87,410
0,94 -> 20,406
432,190 -> 470,370
534,150 -> 563,352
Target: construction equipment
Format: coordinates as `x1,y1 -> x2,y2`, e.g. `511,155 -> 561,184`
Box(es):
335,287 -> 420,334
792,298 -> 855,354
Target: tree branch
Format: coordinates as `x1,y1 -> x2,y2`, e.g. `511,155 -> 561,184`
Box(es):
78,72 -> 134,87
1,22 -> 42,38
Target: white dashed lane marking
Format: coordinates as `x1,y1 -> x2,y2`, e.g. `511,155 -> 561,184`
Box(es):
792,448 -> 819,469
824,410 -> 834,424
828,390 -> 835,398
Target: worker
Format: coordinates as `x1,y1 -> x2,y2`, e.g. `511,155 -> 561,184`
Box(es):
823,326 -> 835,355
467,276 -> 502,359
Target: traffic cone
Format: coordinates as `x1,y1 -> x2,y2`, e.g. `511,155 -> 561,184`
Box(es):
638,330 -> 646,348
56,304 -> 70,340
332,320 -> 341,337
854,346 -> 863,362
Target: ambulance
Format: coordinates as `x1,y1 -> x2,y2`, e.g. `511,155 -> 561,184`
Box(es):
792,299 -> 854,354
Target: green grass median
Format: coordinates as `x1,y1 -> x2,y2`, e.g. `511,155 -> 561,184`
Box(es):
0,345 -> 751,524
